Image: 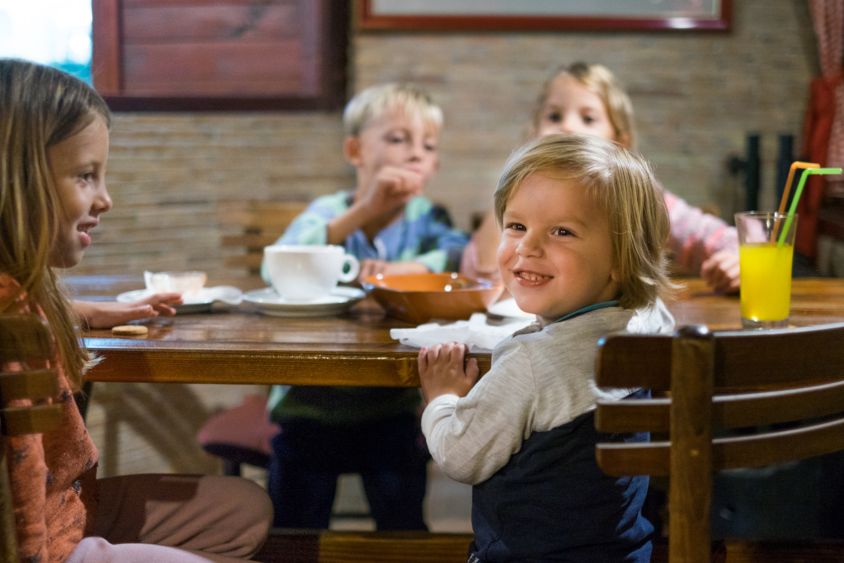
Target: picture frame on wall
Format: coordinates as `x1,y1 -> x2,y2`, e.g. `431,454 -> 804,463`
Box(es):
357,0 -> 731,32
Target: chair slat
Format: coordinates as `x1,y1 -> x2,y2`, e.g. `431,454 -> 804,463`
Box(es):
595,399 -> 669,433
713,322 -> 844,389
0,369 -> 59,402
596,378 -> 844,434
221,234 -> 279,249
595,441 -> 670,476
595,322 -> 844,391
0,404 -> 63,435
714,416 -> 844,470
595,334 -> 673,390
0,315 -> 52,362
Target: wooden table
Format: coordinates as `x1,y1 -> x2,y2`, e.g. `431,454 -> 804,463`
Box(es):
69,276 -> 844,387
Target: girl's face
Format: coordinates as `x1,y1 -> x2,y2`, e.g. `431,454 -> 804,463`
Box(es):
47,114 -> 112,268
345,108 -> 440,194
497,173 -> 619,325
534,73 -> 617,143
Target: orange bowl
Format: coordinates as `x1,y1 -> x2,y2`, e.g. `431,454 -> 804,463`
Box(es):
362,272 -> 504,324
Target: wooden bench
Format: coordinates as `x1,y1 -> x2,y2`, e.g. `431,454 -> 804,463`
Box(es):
253,530 -> 473,563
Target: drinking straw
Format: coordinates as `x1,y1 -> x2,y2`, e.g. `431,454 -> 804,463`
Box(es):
777,167 -> 844,247
777,161 -> 819,214
768,161 -> 819,243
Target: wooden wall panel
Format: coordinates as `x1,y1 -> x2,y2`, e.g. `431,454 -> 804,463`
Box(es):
121,3 -> 299,41
122,42 -> 304,95
92,0 -> 347,110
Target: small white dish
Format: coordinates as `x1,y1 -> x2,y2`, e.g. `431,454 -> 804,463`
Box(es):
486,297 -> 535,320
117,286 -> 243,313
242,286 -> 365,317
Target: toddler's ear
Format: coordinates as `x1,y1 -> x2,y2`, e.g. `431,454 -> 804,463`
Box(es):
343,136 -> 362,166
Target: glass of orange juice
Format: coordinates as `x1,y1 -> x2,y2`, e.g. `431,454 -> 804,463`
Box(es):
734,211 -> 797,328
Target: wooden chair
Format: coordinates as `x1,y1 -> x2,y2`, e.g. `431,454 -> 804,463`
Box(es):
200,199 -> 307,476
0,315 -> 63,560
594,322 -> 844,562
218,199 -> 309,277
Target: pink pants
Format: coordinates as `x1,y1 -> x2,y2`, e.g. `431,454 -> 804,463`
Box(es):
67,474 -> 272,562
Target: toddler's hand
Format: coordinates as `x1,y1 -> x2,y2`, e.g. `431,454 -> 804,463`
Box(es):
75,293 -> 183,329
700,249 -> 740,294
418,342 -> 479,403
362,166 -> 424,218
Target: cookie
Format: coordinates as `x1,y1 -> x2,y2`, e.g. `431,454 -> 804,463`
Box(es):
111,325 -> 149,336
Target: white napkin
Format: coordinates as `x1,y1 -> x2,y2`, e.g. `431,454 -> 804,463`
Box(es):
389,297 -> 676,352
390,313 -> 534,351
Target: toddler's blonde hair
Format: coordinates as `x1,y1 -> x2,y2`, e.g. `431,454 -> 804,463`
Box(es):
494,134 -> 670,309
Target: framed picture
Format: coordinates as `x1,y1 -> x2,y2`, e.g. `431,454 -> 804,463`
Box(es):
358,0 -> 731,32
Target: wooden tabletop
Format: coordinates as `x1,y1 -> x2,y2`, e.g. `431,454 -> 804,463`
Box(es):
68,275 -> 844,387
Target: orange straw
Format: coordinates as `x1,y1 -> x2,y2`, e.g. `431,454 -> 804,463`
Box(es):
769,161 -> 820,243
777,161 -> 819,214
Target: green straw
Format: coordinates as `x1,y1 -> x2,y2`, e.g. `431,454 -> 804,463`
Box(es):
777,167 -> 843,246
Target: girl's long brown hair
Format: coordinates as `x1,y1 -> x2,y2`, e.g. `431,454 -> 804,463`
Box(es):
0,59 -> 111,389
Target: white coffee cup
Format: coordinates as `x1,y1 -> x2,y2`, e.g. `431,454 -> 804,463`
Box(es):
264,244 -> 360,302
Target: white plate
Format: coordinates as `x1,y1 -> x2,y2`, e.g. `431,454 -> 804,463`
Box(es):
242,286 -> 365,317
486,297 -> 534,319
116,286 -> 243,313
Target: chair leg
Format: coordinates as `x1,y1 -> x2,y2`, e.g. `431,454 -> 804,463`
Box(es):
222,458 -> 242,476
75,380 -> 94,421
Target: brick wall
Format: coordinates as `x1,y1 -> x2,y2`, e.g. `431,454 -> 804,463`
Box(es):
74,0 -> 816,277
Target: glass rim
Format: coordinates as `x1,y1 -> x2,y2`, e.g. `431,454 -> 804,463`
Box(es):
734,210 -> 796,219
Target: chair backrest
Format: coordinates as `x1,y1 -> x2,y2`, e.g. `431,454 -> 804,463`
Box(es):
594,322 -> 844,562
0,314 -> 64,560
218,199 -> 309,276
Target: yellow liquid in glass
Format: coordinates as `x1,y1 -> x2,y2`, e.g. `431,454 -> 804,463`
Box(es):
738,243 -> 794,323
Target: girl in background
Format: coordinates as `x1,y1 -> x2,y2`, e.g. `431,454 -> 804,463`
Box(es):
463,62 -> 739,293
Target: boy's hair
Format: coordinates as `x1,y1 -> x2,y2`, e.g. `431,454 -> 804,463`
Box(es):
494,134 -> 671,310
532,62 -> 637,149
342,82 -> 443,137
0,58 -> 111,389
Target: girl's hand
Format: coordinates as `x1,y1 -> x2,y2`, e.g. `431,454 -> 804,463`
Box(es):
74,293 -> 183,329
358,260 -> 428,281
418,342 -> 479,403
700,249 -> 740,294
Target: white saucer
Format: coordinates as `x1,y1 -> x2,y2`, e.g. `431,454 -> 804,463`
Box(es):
116,286 -> 243,313
486,297 -> 534,319
242,286 -> 365,317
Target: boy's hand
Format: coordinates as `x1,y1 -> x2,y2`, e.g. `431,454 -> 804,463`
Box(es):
361,166 -> 424,218
418,342 -> 479,403
700,249 -> 740,294
358,259 -> 428,281
74,293 -> 183,329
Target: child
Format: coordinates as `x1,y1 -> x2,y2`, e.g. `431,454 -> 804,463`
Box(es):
462,62 -> 740,293
419,134 -> 674,561
0,59 -> 271,562
264,82 -> 468,529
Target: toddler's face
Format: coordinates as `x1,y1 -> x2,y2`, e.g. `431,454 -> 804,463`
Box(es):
349,108 -> 439,191
47,113 -> 112,268
497,173 -> 618,325
534,73 -> 617,143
